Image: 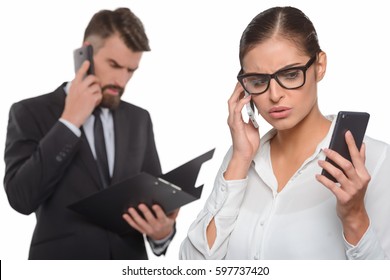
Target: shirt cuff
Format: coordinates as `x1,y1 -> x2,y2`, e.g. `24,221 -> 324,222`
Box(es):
147,226 -> 176,256
344,223 -> 386,259
206,171 -> 248,217
151,229 -> 175,245
59,118 -> 81,137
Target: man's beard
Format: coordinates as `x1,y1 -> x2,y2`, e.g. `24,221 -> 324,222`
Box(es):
99,85 -> 124,110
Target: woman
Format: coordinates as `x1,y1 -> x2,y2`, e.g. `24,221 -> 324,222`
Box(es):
180,6 -> 390,259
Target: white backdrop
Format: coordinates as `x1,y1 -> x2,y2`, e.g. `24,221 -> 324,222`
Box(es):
1,0 -> 389,262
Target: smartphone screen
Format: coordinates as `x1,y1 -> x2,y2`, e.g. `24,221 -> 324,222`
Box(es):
73,45 -> 95,75
321,111 -> 370,182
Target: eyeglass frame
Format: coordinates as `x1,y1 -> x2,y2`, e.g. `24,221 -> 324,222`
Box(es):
237,56 -> 317,95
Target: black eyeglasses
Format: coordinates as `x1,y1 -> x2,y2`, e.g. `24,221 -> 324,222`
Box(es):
237,56 -> 316,95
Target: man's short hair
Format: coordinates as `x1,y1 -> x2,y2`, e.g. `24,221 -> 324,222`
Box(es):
83,7 -> 150,52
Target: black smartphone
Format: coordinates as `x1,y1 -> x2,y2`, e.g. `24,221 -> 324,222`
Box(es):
73,45 -> 95,75
321,111 -> 370,182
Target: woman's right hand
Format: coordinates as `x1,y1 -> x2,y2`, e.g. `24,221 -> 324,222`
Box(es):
224,83 -> 260,180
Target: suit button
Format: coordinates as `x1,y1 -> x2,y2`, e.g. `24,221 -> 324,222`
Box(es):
56,155 -> 63,162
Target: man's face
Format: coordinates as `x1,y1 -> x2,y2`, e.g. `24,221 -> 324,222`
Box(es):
92,34 -> 143,109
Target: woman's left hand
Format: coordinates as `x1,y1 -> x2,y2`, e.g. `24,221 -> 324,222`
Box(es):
316,130 -> 371,245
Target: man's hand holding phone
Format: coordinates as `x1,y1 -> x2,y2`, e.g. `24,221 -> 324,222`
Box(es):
61,46 -> 102,128
224,83 -> 260,180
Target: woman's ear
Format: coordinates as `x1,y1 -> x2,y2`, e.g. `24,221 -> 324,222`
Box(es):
315,51 -> 327,82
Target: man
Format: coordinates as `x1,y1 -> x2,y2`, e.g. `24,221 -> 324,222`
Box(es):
3,7 -> 177,259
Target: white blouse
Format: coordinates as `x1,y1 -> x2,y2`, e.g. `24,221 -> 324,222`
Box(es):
180,116 -> 390,259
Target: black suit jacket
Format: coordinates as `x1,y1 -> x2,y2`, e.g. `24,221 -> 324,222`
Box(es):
4,83 -> 164,259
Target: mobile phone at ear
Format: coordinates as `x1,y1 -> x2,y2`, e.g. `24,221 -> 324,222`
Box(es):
73,45 -> 95,76
321,111 -> 370,182
244,91 -> 259,128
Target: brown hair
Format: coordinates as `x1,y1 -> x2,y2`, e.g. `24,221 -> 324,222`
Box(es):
83,7 -> 150,52
239,6 -> 321,65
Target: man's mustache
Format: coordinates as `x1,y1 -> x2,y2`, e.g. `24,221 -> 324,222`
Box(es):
101,85 -> 124,95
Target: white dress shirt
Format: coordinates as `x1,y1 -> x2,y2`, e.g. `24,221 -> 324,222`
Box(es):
180,115 -> 390,259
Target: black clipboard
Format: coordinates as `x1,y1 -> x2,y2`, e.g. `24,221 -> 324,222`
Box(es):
68,148 -> 215,235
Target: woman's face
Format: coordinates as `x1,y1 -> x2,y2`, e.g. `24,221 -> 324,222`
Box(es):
241,37 -> 326,131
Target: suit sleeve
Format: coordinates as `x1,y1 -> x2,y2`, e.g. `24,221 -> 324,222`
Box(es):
3,101 -> 81,215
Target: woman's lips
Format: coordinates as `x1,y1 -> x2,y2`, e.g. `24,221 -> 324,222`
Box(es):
269,107 -> 292,119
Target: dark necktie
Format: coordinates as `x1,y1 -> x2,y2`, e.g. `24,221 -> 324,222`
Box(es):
93,108 -> 110,188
